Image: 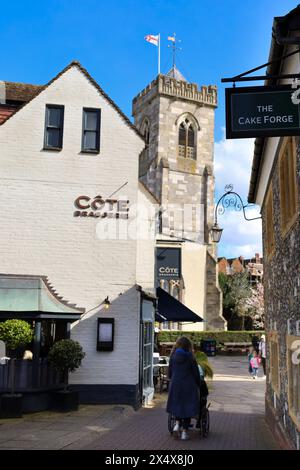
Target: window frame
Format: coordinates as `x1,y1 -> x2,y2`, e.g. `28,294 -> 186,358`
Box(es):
269,331 -> 280,396
264,185 -> 275,260
279,136 -> 299,237
140,118 -> 150,148
286,335 -> 300,431
43,104 -> 65,151
81,107 -> 101,154
177,118 -> 196,160
142,321 -> 153,389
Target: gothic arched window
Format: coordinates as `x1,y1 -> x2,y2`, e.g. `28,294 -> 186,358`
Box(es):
178,118 -> 196,160
140,118 -> 150,148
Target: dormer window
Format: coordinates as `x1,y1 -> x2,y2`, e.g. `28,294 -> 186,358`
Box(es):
178,118 -> 196,160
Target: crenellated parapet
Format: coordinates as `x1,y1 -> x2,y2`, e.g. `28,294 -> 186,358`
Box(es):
132,74 -> 217,115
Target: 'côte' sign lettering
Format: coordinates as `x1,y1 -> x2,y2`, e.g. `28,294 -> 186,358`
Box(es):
74,195 -> 129,219
226,85 -> 300,139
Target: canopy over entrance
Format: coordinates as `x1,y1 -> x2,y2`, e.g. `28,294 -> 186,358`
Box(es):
0,274 -> 84,321
156,287 -> 203,323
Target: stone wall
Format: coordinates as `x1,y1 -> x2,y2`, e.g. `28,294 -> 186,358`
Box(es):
132,72 -> 226,330
262,136 -> 300,450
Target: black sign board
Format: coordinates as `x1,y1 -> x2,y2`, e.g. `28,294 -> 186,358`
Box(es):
156,248 -> 181,280
226,85 -> 300,139
97,318 -> 114,351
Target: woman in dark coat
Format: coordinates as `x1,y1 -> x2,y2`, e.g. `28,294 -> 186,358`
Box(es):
166,336 -> 201,440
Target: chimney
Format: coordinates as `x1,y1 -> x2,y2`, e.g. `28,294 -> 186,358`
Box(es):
0,81 -> 6,105
255,253 -> 260,263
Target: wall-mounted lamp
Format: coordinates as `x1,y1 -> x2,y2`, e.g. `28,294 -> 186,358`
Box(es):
103,296 -> 111,309
211,184 -> 262,243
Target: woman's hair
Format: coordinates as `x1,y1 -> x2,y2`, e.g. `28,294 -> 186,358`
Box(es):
171,336 -> 193,355
23,350 -> 33,360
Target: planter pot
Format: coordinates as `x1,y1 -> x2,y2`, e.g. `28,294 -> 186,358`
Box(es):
51,390 -> 79,412
0,393 -> 23,418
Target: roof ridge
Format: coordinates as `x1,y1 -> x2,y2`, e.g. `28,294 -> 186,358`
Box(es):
0,60 -> 145,141
3,81 -> 43,87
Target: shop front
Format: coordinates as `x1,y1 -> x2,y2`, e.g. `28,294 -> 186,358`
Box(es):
0,274 -> 84,412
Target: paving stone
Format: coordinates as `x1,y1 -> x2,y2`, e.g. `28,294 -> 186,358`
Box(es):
0,357 -> 280,450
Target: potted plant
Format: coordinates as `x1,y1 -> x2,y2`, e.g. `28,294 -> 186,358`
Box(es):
48,339 -> 85,412
0,319 -> 33,418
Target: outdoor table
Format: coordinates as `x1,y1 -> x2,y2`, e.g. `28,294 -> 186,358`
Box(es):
222,342 -> 252,353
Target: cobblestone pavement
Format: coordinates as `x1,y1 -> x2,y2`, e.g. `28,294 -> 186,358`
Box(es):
0,356 -> 280,450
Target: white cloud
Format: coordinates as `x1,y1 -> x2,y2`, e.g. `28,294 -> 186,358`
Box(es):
214,129 -> 262,259
214,127 -> 255,198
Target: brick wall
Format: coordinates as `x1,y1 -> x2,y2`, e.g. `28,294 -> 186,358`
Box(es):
0,64 -> 155,386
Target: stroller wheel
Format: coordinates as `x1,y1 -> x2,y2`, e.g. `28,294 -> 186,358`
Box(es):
168,414 -> 176,434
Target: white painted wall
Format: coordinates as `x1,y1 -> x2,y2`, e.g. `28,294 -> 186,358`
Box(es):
136,184 -> 156,292
0,64 -> 155,385
181,243 -> 206,332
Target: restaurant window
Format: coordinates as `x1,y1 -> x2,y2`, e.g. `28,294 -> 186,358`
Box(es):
279,137 -> 298,236
269,332 -> 280,396
171,280 -> 181,301
44,105 -> 64,150
143,322 -> 153,389
178,118 -> 196,160
264,186 -> 275,259
287,335 -> 300,428
82,108 -> 101,153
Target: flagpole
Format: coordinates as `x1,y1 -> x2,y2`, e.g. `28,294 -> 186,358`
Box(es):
158,34 -> 160,75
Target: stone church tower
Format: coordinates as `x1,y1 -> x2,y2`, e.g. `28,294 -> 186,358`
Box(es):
132,66 -> 226,330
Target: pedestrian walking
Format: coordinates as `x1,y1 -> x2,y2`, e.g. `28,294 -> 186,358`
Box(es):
258,334 -> 266,376
247,346 -> 254,375
166,336 -> 201,440
250,351 -> 261,379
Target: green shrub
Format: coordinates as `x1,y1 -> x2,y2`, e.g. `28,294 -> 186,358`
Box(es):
158,330 -> 264,348
0,319 -> 33,351
48,339 -> 85,391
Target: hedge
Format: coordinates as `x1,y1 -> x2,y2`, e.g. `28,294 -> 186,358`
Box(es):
158,330 -> 264,347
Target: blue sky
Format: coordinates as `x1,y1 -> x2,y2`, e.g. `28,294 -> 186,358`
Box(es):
0,0 -> 297,257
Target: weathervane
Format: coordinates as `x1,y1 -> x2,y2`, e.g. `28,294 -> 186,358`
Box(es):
168,33 -> 182,69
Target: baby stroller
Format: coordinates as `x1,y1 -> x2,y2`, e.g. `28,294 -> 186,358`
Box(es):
168,377 -> 210,438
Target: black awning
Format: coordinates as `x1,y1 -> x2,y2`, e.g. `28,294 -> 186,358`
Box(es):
156,287 -> 203,322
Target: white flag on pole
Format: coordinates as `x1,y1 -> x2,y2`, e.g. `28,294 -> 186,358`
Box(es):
145,34 -> 159,46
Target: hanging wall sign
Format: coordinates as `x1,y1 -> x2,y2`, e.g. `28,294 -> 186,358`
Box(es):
156,248 -> 181,280
226,85 -> 300,139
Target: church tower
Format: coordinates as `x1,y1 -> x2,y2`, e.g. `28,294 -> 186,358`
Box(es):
132,66 -> 226,330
